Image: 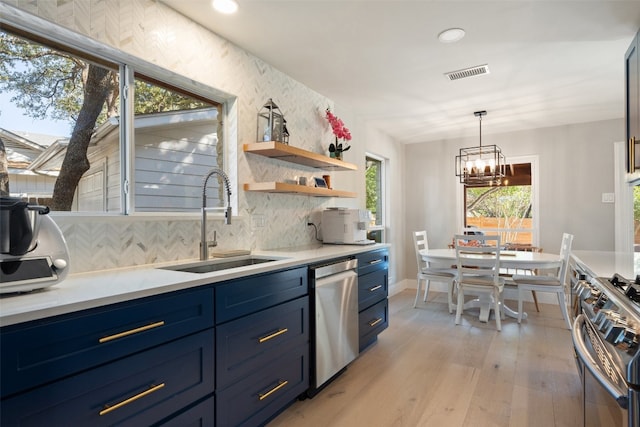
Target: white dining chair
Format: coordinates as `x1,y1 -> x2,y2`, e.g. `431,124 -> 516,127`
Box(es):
454,234 -> 505,331
412,230 -> 456,312
511,233 -> 574,329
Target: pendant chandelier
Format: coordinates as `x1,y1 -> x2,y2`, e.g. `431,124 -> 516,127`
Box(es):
455,110 -> 506,186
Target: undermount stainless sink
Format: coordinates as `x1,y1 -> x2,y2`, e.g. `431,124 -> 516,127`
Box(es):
159,256 -> 280,274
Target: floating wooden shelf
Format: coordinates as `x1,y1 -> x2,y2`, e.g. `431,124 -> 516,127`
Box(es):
243,182 -> 357,198
243,141 -> 357,171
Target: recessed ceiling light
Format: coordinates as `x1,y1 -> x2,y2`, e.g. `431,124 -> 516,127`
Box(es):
212,0 -> 238,14
438,28 -> 465,43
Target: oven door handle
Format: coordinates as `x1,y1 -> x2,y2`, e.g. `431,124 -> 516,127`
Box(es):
572,314 -> 629,409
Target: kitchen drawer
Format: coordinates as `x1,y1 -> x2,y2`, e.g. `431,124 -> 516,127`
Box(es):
358,268 -> 388,311
217,296 -> 309,389
153,395 -> 214,427
356,249 -> 389,276
359,298 -> 388,352
0,286 -> 214,398
216,345 -> 308,427
1,329 -> 214,427
215,266 -> 307,324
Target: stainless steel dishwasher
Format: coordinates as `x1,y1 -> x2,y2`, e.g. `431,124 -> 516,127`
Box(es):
307,258 -> 359,397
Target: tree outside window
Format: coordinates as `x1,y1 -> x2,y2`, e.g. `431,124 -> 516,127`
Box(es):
0,30 -> 222,212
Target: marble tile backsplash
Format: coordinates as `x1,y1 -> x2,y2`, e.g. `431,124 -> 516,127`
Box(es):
6,0 -> 346,273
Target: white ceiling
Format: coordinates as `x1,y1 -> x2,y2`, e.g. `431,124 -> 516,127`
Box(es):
162,0 -> 640,144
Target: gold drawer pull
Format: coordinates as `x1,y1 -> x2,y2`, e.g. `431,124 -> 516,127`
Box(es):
99,383 -> 165,416
99,321 -> 165,343
258,380 -> 288,401
369,318 -> 383,327
258,328 -> 289,343
369,285 -> 382,292
368,259 -> 382,265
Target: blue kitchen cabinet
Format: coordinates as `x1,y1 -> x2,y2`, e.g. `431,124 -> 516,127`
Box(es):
1,327 -> 214,426
0,264 -> 313,426
215,266 -> 309,427
356,248 -> 389,351
1,287 -> 214,399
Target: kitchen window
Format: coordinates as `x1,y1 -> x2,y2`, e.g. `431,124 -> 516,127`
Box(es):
366,154 -> 386,242
0,26 -> 229,214
463,162 -> 537,245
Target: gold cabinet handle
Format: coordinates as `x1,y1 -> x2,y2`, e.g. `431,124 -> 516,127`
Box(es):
99,321 -> 165,343
369,285 -> 382,292
369,318 -> 383,327
258,328 -> 288,343
258,380 -> 288,401
99,383 -> 165,416
368,259 -> 382,265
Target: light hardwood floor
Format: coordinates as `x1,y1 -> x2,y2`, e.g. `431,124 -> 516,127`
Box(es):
269,290 -> 581,427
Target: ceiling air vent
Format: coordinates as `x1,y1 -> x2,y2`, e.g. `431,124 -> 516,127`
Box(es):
445,64 -> 490,81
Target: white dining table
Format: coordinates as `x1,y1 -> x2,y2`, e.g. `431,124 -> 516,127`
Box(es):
419,248 -> 562,323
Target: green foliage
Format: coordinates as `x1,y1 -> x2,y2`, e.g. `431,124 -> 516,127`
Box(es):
0,31 -> 211,132
0,31 -> 87,129
365,158 -> 380,223
133,80 -> 210,114
466,186 -> 532,218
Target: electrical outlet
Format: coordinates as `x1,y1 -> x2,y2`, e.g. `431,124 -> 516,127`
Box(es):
601,193 -> 615,203
252,214 -> 265,228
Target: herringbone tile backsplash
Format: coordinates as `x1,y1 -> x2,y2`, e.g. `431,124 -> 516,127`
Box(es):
9,0 -> 343,274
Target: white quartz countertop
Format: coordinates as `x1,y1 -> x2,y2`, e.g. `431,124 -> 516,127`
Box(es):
571,250 -> 639,280
0,244 -> 389,327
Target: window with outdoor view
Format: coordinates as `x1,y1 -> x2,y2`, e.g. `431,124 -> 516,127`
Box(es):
0,28 -> 225,213
132,76 -> 221,212
464,163 -> 533,245
0,29 -> 120,211
366,154 -> 385,242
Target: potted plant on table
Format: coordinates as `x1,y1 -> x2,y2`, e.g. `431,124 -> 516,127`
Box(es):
325,108 -> 352,160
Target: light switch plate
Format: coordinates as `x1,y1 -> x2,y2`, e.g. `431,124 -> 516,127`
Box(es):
601,193 -> 615,203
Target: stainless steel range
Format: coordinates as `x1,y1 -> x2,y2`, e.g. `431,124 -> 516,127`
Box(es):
572,273 -> 640,427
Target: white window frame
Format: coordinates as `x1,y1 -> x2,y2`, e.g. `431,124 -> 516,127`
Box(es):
1,5 -> 237,219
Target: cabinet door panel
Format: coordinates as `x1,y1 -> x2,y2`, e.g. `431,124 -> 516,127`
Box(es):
215,267 -> 307,324
1,287 -> 214,398
153,395 -> 214,427
1,330 -> 214,427
358,268 -> 388,311
216,346 -> 308,427
359,298 -> 388,352
356,249 -> 389,276
217,297 -> 309,389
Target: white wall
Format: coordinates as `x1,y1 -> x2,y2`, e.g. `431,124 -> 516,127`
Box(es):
404,118 -> 624,282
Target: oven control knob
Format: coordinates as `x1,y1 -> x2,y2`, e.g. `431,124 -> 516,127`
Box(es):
53,258 -> 68,270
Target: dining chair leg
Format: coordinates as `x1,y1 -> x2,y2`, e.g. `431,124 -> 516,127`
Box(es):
455,286 -> 464,325
517,288 -> 525,324
558,290 -> 572,330
493,288 -> 502,331
447,281 -> 455,314
423,279 -> 430,302
413,276 -> 422,308
531,290 -> 540,312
